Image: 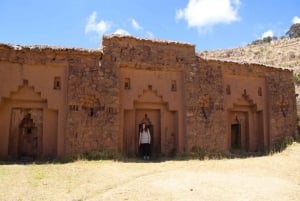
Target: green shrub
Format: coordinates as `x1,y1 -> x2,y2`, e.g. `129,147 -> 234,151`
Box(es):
286,23 -> 300,38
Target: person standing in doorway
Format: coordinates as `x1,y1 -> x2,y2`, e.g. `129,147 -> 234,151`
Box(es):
139,123 -> 151,160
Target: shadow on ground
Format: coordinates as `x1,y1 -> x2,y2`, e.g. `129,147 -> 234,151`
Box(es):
1,139 -> 299,165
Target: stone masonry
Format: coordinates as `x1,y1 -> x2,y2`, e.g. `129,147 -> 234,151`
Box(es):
0,35 -> 297,159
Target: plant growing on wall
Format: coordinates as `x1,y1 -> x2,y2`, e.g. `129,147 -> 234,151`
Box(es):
293,72 -> 300,85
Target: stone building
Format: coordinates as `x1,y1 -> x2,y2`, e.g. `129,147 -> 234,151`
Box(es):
0,35 -> 297,159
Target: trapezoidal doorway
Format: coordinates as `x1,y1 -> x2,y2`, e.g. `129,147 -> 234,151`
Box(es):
229,112 -> 249,152
231,123 -> 241,149
136,110 -> 160,157
123,109 -> 161,157
228,94 -> 265,152
9,108 -> 43,159
123,108 -> 178,157
122,86 -> 179,157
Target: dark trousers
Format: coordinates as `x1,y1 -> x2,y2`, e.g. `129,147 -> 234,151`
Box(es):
140,143 -> 150,157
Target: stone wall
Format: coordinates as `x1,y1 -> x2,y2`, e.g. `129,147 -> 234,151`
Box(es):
0,43 -> 120,156
102,35 -> 196,154
185,58 -> 226,152
0,36 -> 297,158
0,44 -> 74,158
101,35 -> 196,70
266,70 -> 297,145
224,61 -> 296,146
210,59 -> 297,149
65,50 -> 120,155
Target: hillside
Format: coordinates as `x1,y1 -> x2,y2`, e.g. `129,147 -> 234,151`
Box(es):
199,37 -> 300,96
199,37 -> 300,71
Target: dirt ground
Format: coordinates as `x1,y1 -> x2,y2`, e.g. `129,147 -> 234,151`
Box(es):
0,143 -> 300,201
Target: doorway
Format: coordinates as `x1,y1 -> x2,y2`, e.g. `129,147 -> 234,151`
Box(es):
136,110 -> 161,157
229,112 -> 249,152
231,123 -> 241,149
9,108 -> 43,158
123,107 -> 180,157
19,113 -> 38,157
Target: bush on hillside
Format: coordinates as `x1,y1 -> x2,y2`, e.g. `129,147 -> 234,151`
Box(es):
286,23 -> 300,38
251,36 -> 278,45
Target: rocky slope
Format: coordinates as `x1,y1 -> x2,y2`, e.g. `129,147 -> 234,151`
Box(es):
199,37 -> 300,71
199,37 -> 300,95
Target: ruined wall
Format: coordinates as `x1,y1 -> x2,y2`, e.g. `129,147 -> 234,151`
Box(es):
0,35 -> 297,158
102,35 -> 196,154
219,59 -> 297,149
266,70 -> 297,145
185,58 -> 226,152
101,35 -> 196,70
0,44 -> 69,158
218,61 -> 270,151
65,50 -> 120,155
0,44 -> 115,158
186,58 -> 297,152
102,36 -> 296,154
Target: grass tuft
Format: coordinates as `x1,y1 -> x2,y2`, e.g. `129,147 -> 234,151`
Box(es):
269,136 -> 295,154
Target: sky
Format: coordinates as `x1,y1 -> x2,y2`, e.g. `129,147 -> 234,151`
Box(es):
0,0 -> 299,51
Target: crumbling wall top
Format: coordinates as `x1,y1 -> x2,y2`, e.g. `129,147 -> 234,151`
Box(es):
102,34 -> 195,49
0,43 -> 102,65
0,43 -> 102,55
198,56 -> 293,74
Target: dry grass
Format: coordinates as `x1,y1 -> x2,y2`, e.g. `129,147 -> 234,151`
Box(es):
1,143 -> 300,201
199,37 -> 300,97
199,37 -> 300,71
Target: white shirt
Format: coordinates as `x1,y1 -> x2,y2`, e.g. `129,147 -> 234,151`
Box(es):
139,129 -> 151,144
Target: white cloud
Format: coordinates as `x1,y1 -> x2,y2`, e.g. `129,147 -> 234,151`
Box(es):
130,18 -> 154,39
85,11 -> 111,36
292,16 -> 300,24
85,12 -> 152,39
113,29 -> 131,36
146,31 -> 154,38
261,30 -> 274,39
131,18 -> 143,30
176,0 -> 240,32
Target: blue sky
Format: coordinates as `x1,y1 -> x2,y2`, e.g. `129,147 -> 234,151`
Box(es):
0,0 -> 299,51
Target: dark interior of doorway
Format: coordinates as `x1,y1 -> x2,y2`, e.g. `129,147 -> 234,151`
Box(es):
231,123 -> 241,150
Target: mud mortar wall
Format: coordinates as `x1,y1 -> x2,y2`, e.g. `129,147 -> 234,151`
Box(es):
185,58 -> 226,152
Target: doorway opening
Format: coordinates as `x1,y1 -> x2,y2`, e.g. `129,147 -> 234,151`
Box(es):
136,111 -> 160,157
138,114 -> 153,157
19,113 -> 38,158
231,123 -> 241,150
9,108 -> 43,159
